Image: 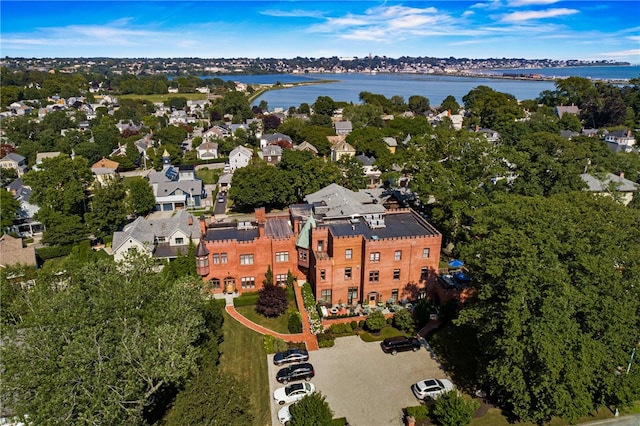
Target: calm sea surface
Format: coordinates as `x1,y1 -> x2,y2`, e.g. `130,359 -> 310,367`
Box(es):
205,65 -> 640,110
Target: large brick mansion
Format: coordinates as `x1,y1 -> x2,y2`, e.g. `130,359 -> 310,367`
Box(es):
195,184 -> 442,306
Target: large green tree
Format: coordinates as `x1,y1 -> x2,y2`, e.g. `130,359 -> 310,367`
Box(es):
85,179 -> 128,238
289,392 -> 333,426
23,155 -> 92,245
1,189 -> 20,233
0,255 -> 207,426
126,177 -> 156,217
456,193 -> 640,423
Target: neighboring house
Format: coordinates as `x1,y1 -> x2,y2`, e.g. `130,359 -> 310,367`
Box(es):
555,105 -> 580,118
0,234 -> 37,268
605,130 -> 636,153
6,179 -> 44,237
382,137 -> 397,154
476,128 -> 501,143
0,153 -> 27,177
260,145 -> 283,165
218,172 -> 233,194
35,152 -> 63,167
195,183 -> 442,306
202,126 -> 227,141
580,172 -> 639,206
432,110 -> 463,130
294,141 -> 318,155
228,145 -> 254,171
91,157 -> 119,186
196,141 -> 219,160
330,140 -> 356,162
356,154 -> 381,188
147,151 -> 205,211
112,210 -> 201,262
334,120 -> 353,136
560,130 -> 580,139
260,133 -> 292,149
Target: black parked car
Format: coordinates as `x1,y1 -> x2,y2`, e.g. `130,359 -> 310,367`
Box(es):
380,336 -> 421,355
273,348 -> 310,366
276,363 -> 315,384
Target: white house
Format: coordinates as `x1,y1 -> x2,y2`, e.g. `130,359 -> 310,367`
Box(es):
197,141 -> 219,160
605,130 -> 636,153
112,210 -> 200,262
228,145 -> 254,171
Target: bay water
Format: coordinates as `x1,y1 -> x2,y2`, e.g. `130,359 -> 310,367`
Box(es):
212,65 -> 639,110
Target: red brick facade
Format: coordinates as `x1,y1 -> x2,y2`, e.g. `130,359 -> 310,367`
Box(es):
196,188 -> 442,306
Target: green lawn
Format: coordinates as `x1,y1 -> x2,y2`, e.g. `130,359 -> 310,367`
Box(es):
196,167 -> 223,185
358,326 -> 406,342
235,301 -> 297,334
219,311 -> 271,426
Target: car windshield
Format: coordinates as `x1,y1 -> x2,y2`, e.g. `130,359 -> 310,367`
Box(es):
285,383 -> 303,394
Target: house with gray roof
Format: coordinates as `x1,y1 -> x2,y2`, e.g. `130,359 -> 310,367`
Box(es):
0,153 -> 27,177
147,150 -> 205,211
580,172 -> 639,206
260,133 -> 292,149
229,145 -> 254,171
6,179 -> 44,237
260,144 -> 283,165
333,120 -> 353,136
112,210 -> 200,262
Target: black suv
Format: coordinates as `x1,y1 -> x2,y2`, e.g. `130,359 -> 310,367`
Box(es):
380,336 -> 422,355
276,362 -> 315,384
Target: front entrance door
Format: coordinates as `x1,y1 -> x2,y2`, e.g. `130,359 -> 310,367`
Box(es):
368,292 -> 378,306
224,277 -> 236,294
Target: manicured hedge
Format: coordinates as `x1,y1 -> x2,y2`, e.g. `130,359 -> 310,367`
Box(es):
36,245 -> 73,260
233,291 -> 260,307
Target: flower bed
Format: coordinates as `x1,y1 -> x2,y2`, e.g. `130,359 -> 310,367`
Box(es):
301,282 -> 324,334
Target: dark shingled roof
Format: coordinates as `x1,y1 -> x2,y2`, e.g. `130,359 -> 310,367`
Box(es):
324,211 -> 439,240
204,225 -> 260,242
265,217 -> 293,239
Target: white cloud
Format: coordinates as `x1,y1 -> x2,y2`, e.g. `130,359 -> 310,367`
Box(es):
599,49 -> 640,57
501,8 -> 579,22
259,9 -> 324,18
508,0 -> 561,6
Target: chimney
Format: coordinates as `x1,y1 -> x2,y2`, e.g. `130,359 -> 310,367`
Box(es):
255,207 -> 266,224
187,215 -> 193,226
616,171 -> 625,179
199,215 -> 207,236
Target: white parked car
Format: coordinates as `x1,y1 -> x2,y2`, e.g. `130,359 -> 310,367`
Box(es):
277,403 -> 292,424
411,378 -> 454,400
273,382 -> 315,405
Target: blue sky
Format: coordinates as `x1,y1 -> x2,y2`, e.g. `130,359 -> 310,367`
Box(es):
1,1 -> 639,62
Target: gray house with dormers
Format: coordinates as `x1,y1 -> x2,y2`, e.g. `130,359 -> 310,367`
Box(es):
147,150 -> 205,211
112,210 -> 200,262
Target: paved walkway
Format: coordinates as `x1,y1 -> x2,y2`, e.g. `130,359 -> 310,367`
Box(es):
223,283 -> 319,351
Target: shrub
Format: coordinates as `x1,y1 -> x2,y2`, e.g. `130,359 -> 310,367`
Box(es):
386,317 -> 393,325
431,391 -> 479,426
358,319 -> 365,328
365,311 -> 386,332
350,320 -> 358,330
329,322 -> 353,335
405,405 -> 429,420
288,312 -> 303,333
317,331 -> 335,348
393,308 -> 415,332
36,245 -> 72,260
255,283 -> 287,317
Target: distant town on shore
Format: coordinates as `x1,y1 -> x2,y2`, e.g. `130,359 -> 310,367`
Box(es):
1,56 -> 632,79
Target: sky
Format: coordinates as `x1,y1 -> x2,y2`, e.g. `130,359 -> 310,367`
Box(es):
1,1 -> 639,63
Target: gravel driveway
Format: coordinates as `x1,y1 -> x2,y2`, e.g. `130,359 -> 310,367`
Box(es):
268,335 -> 449,426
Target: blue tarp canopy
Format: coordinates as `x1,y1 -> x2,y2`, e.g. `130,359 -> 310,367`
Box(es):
448,259 -> 464,268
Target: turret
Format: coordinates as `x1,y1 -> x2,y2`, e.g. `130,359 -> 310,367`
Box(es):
195,240 -> 210,277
